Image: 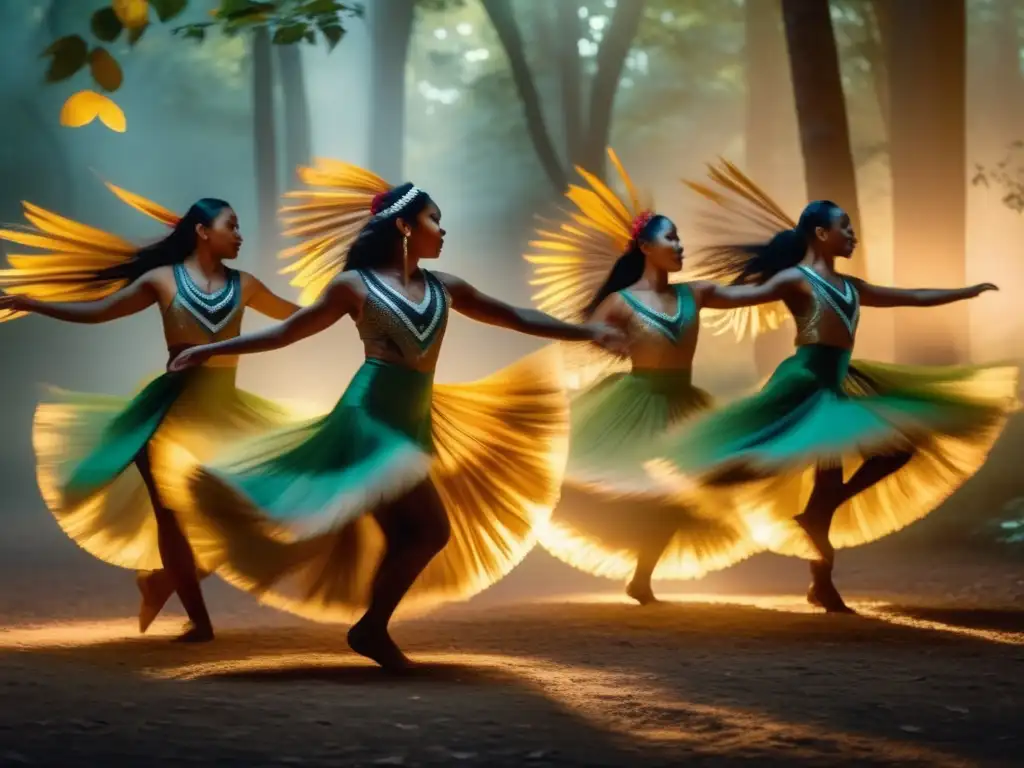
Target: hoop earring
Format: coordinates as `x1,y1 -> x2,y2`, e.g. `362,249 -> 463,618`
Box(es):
402,234 -> 409,287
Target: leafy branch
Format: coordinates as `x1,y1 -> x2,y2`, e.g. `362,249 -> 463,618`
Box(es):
972,139 -> 1024,214
41,0 -> 362,95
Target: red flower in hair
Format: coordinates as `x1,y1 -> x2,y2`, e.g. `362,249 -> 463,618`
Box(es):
370,191 -> 388,215
630,210 -> 654,240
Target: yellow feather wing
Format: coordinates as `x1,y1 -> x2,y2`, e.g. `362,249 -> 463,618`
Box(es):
0,183 -> 177,322
684,159 -> 795,341
278,158 -> 392,306
524,148 -> 655,385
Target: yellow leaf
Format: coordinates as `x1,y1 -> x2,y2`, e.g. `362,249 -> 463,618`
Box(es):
60,90 -> 127,133
113,0 -> 149,29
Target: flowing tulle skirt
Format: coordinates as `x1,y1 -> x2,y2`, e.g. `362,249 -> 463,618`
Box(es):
33,366 -> 299,571
648,344 -> 1020,558
184,347 -> 570,622
538,369 -> 759,581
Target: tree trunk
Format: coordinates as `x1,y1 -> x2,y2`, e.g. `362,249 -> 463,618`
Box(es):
482,0 -> 568,191
781,0 -> 865,280
888,0 -> 968,364
746,0 -> 799,377
276,45 -> 312,185
556,0 -> 583,167
252,27 -> 279,266
368,0 -> 415,182
583,0 -> 645,177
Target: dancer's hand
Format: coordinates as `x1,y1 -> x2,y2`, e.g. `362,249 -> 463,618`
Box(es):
0,291 -> 27,313
585,322 -> 630,356
168,346 -> 211,372
968,283 -> 998,297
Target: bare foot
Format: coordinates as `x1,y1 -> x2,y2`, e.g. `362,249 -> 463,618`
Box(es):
347,619 -> 413,671
626,581 -> 660,606
172,622 -> 215,643
136,571 -> 174,634
809,562 -> 855,614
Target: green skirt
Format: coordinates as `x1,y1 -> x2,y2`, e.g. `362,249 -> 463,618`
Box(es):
33,366 -> 299,571
650,344 -> 1020,558
187,348 -> 571,623
538,369 -> 759,582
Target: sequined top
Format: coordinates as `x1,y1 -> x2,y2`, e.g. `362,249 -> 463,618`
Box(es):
618,283 -> 699,370
162,263 -> 244,368
792,265 -> 860,346
355,269 -> 450,372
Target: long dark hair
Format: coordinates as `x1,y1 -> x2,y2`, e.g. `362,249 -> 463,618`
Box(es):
98,198 -> 232,285
583,213 -> 671,317
697,200 -> 840,286
1,197 -> 231,299
344,182 -> 433,272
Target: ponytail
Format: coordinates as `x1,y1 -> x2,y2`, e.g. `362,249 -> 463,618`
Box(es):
695,200 -> 840,286
98,198 -> 231,285
583,213 -> 670,316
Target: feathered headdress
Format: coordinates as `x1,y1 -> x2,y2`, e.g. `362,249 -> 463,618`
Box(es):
523,148 -> 656,384
682,159 -> 794,341
277,159 -> 395,306
0,182 -> 179,322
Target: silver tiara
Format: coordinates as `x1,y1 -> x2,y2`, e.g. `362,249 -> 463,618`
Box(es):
373,186 -> 421,219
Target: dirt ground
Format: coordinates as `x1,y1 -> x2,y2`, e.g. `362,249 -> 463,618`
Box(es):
1,525 -> 1022,767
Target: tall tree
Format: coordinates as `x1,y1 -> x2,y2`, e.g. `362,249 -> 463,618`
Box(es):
888,0 -> 967,364
481,0 -> 645,189
252,26 -> 279,265
368,0 -> 416,181
781,0 -> 865,280
746,0 -> 800,376
277,44 -> 312,179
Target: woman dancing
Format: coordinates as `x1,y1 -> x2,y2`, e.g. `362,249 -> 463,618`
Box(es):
648,161 -> 1018,612
0,184 -> 307,641
525,149 -> 793,603
169,159 -> 626,669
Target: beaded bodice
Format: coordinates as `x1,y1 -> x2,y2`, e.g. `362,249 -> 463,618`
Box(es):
618,283 -> 699,366
163,264 -> 244,367
355,269 -> 449,370
793,265 -> 859,346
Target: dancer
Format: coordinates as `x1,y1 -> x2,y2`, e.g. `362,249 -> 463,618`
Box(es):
169,160 -> 627,669
524,148 -> 788,603
647,161 -> 1018,612
0,184 -> 308,641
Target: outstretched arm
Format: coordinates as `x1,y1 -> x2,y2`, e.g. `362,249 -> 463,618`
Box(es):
246,275 -> 302,320
0,276 -> 158,324
437,271 -> 607,343
850,279 -> 997,308
692,270 -> 797,310
170,274 -> 358,369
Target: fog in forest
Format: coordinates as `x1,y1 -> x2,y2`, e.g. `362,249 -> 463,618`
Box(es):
2,0 -> 1024,575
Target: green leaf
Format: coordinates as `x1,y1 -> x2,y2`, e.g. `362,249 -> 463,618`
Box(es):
42,35 -> 89,83
217,0 -> 276,20
273,23 -> 309,45
127,22 -> 149,46
90,7 -> 124,42
319,23 -> 344,50
151,0 -> 188,22
304,30 -> 316,43
88,47 -> 124,92
301,0 -> 344,13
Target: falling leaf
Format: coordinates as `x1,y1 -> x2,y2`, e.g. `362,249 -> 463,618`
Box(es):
42,35 -> 89,82
128,23 -> 149,46
91,8 -> 124,42
899,725 -> 923,734
89,48 -> 124,92
60,90 -> 127,133
113,0 -> 150,29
